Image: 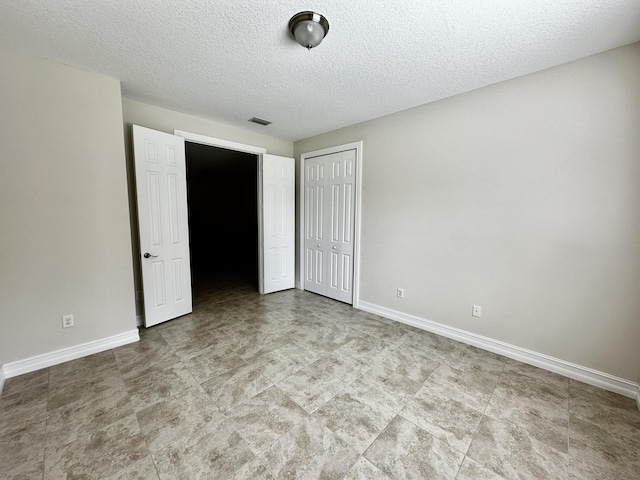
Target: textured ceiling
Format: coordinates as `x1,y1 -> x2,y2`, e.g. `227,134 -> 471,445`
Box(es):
1,1 -> 640,141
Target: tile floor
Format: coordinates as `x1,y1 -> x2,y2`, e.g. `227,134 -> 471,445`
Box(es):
1,277 -> 639,479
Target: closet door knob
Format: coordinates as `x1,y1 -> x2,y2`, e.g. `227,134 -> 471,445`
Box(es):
143,252 -> 158,259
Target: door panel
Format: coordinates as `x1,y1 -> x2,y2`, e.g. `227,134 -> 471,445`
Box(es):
133,125 -> 192,327
304,150 -> 356,303
262,154 -> 295,293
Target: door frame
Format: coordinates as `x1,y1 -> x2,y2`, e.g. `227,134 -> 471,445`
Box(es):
299,141 -> 363,307
173,130 -> 269,293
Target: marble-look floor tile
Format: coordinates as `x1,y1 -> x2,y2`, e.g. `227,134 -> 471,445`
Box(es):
424,363 -> 501,412
46,382 -> 135,445
182,347 -> 248,383
567,453 -> 639,480
334,335 -> 389,364
44,414 -> 148,480
277,353 -> 368,413
152,417 -> 255,480
342,456 -> 391,480
398,328 -> 457,361
201,358 -> 274,411
225,386 -> 308,454
349,363 -> 423,414
344,316 -> 406,344
123,362 -> 202,412
445,344 -> 507,374
569,381 -> 640,442
227,456 -> 274,480
2,460 -> 45,480
157,324 -> 222,358
1,369 -> 49,398
466,416 -> 568,480
455,457 -> 506,480
400,384 -> 483,453
259,415 -> 359,479
313,385 -> 396,454
503,360 -> 569,390
49,350 -> 117,386
0,416 -> 46,473
104,455 -> 160,480
485,372 -> 569,452
113,331 -> 181,380
136,389 -> 222,453
365,416 -> 464,480
47,368 -> 125,411
569,413 -> 640,473
0,383 -> 48,431
374,342 -> 440,384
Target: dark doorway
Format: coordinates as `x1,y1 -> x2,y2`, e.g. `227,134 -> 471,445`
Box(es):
185,142 -> 259,294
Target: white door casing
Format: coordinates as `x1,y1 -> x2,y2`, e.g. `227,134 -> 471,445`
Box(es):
261,154 -> 295,293
304,149 -> 357,304
133,125 -> 193,327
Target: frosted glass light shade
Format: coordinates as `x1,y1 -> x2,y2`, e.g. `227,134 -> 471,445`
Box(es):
289,12 -> 330,50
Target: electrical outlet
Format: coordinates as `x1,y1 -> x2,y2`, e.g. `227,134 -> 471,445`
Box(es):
62,314 -> 74,328
472,305 -> 482,318
397,288 -> 404,299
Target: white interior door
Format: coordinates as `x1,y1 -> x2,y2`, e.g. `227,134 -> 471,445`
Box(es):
304,150 -> 356,303
262,154 -> 295,293
133,125 -> 192,327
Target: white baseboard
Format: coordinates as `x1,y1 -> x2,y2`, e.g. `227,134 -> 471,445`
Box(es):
295,281 -> 302,290
1,330 -> 140,381
136,315 -> 144,327
358,301 -> 639,400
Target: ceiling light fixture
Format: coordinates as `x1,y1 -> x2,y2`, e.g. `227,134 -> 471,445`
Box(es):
288,11 -> 329,50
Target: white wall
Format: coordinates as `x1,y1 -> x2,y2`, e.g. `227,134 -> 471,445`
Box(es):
121,98 -> 294,316
0,45 -> 136,366
295,43 -> 640,383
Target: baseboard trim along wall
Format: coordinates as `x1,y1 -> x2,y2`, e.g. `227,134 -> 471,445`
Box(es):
358,301 -> 640,400
136,315 -> 144,327
0,330 -> 140,382
0,369 -> 5,396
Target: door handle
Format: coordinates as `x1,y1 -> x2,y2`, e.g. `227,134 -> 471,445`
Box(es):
332,246 -> 337,249
143,252 -> 158,259
317,244 -> 321,247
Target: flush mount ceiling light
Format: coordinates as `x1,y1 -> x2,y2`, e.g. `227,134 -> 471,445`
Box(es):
288,11 -> 329,50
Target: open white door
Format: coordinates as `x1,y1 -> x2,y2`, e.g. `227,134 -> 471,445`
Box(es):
133,125 -> 192,327
262,154 -> 295,293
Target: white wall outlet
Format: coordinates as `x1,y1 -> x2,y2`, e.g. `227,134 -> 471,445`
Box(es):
397,288 -> 404,299
472,305 -> 482,318
62,314 -> 74,328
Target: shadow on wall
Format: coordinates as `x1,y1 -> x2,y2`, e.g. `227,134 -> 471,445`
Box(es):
185,142 -> 259,287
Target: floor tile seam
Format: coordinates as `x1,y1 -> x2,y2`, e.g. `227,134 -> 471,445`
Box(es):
397,396 -> 480,458
460,451 -> 508,480
132,412 -> 163,480
567,412 -> 640,451
313,411 -> 383,457
503,365 -> 571,394
482,409 -> 572,463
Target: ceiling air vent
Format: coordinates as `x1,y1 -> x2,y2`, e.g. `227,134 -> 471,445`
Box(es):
248,117 -> 272,126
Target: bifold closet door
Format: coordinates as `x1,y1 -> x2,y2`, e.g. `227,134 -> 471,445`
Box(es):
304,149 -> 356,304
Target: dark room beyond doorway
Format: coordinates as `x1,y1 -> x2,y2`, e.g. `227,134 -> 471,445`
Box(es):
185,142 -> 259,295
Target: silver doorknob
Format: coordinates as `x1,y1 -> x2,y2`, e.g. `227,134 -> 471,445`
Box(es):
332,246 -> 337,249
317,244 -> 321,247
143,253 -> 158,259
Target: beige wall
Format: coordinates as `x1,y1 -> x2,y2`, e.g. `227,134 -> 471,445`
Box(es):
0,46 -> 136,365
121,98 -> 294,315
295,43 -> 640,382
